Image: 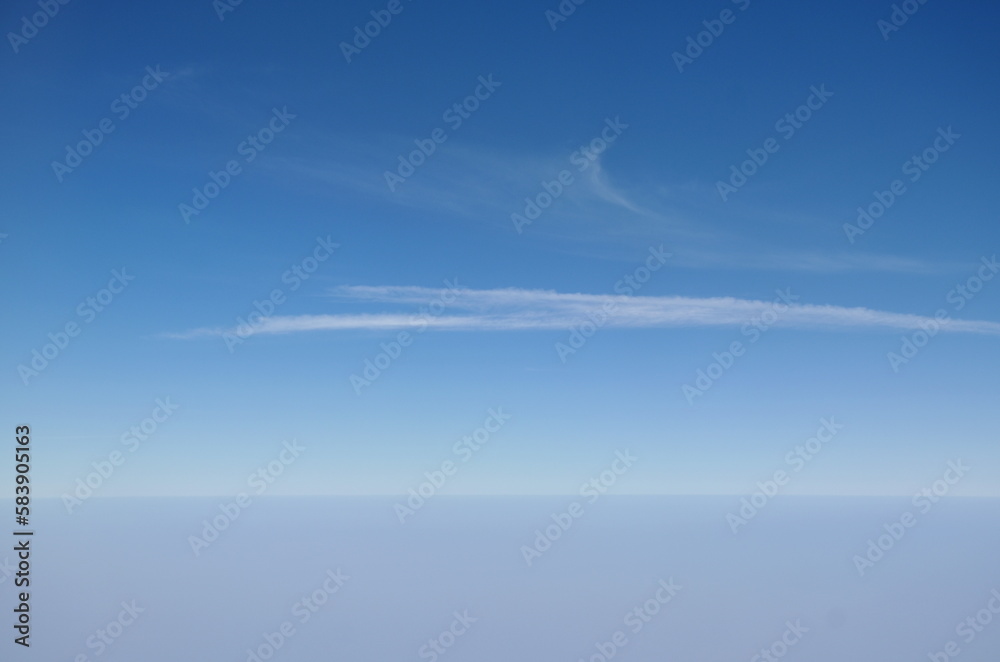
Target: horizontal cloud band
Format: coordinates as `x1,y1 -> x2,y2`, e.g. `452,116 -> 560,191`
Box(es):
167,285 -> 1000,339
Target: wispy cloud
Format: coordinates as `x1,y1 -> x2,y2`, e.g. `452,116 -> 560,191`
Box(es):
168,285 -> 1000,339
263,136 -> 956,275
268,142 -> 667,233
669,249 -> 959,274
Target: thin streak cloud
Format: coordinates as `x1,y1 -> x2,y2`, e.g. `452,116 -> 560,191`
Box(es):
167,286 -> 1000,338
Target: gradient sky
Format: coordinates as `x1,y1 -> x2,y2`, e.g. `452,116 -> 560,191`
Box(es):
1,0 -> 998,498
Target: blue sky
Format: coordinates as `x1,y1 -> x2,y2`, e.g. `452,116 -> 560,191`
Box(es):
2,0 -> 998,498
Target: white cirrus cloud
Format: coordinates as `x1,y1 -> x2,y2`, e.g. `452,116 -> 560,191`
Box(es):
165,285 -> 1000,339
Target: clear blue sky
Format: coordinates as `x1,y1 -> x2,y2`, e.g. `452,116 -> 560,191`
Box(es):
2,0 -> 998,497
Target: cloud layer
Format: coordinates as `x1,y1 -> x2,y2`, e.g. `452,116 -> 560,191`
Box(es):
169,285 -> 1000,339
